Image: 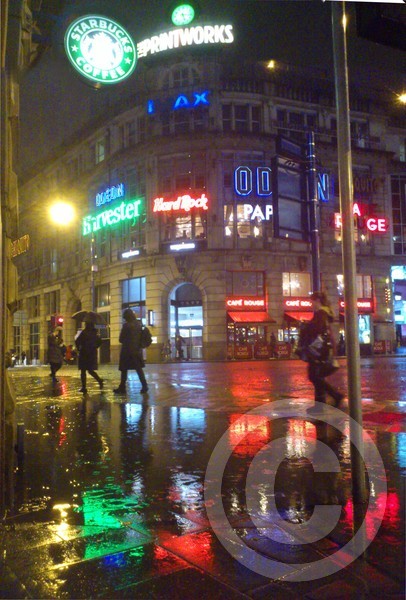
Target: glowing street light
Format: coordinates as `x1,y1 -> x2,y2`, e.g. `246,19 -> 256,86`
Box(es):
397,92 -> 406,105
49,201 -> 76,226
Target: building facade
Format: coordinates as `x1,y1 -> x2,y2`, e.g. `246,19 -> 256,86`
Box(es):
15,51 -> 406,364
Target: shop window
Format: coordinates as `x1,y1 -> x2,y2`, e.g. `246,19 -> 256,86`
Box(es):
226,271 -> 265,296
282,272 -> 311,297
236,204 -> 264,239
96,284 -> 110,308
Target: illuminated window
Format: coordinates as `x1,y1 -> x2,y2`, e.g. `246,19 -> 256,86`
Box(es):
282,272 -> 311,297
29,322 -> 40,361
337,274 -> 372,297
121,277 -> 146,321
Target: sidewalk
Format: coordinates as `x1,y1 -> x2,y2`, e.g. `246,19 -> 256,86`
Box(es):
1,359 -> 405,598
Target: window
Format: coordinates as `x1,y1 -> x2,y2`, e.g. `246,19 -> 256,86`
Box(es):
29,322 -> 40,361
222,104 -> 261,133
391,175 -> 406,255
95,138 -> 105,164
27,295 -> 40,318
44,290 -> 60,316
122,276 -> 146,321
96,284 -> 110,308
337,274 -> 372,298
226,271 -> 265,297
282,272 -> 311,297
234,105 -> 248,132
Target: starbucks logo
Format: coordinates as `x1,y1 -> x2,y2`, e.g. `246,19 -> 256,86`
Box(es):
64,15 -> 137,85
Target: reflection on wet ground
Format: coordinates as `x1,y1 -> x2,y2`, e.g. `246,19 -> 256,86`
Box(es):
1,358 -> 405,598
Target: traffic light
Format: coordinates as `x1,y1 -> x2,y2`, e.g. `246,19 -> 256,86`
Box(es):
50,315 -> 64,329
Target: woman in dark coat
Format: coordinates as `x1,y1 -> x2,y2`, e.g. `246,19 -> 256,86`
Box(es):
306,291 -> 344,414
75,321 -> 103,393
114,308 -> 148,394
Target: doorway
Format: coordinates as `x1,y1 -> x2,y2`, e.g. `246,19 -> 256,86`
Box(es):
169,283 -> 203,360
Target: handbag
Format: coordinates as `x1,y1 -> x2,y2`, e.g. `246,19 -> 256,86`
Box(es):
307,333 -> 329,359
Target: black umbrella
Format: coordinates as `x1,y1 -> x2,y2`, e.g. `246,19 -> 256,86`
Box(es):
72,310 -> 106,325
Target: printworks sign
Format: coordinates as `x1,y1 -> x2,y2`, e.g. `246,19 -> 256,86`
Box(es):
64,15 -> 137,85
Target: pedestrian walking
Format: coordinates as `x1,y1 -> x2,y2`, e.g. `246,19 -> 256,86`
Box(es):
114,308 -> 148,394
75,320 -> 104,394
302,291 -> 344,414
175,334 -> 185,360
47,327 -> 64,382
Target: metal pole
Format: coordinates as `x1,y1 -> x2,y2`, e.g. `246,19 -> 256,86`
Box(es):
306,131 -> 321,292
332,3 -> 366,502
90,234 -> 96,311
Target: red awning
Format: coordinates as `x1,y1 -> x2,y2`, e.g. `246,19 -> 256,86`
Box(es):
228,311 -> 275,323
284,311 -> 313,322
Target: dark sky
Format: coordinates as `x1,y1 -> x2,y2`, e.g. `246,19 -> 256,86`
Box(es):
19,0 -> 405,174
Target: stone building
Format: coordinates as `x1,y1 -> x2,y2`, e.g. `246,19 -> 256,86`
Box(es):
15,45 -> 406,365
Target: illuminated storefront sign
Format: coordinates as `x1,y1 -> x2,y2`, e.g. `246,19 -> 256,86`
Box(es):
10,234 -> 30,257
95,183 -> 125,207
234,166 -> 272,196
334,202 -> 388,233
82,199 -> 142,235
169,242 -> 196,251
339,298 -> 373,312
153,193 -> 208,213
226,298 -> 266,309
147,90 -> 210,114
64,15 -> 137,85
121,249 -> 140,259
137,24 -> 234,58
243,204 -> 273,221
283,298 -> 313,310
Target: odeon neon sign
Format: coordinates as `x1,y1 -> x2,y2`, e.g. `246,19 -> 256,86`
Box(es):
234,166 -> 272,197
153,193 -> 208,213
82,198 -> 142,235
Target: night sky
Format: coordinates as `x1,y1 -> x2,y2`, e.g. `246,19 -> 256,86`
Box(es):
19,0 -> 405,175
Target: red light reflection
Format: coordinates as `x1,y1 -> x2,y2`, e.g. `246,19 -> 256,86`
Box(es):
229,413 -> 270,457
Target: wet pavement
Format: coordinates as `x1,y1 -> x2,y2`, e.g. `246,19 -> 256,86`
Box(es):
1,357 -> 405,599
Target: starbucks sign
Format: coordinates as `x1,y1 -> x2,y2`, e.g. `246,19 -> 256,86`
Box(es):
64,15 -> 137,85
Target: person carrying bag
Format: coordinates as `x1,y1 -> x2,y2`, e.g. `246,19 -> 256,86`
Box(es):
299,291 -> 344,414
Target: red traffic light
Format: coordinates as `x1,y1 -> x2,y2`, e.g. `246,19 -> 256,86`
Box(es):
56,316 -> 64,325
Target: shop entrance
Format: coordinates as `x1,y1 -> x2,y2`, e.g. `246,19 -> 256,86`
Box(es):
169,283 -> 203,360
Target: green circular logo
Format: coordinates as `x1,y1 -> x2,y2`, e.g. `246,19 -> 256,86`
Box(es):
171,4 -> 195,26
64,15 -> 137,85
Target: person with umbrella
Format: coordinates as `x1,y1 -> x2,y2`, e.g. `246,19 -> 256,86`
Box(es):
114,308 -> 148,394
75,313 -> 104,394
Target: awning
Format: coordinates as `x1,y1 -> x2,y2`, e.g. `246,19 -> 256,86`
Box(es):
228,311 -> 276,324
284,311 -> 313,322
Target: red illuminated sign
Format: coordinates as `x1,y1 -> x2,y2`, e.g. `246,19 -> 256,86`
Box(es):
283,297 -> 313,310
226,297 -> 265,309
153,193 -> 208,213
339,298 -> 373,313
334,202 -> 388,233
